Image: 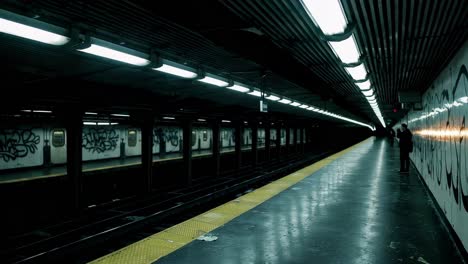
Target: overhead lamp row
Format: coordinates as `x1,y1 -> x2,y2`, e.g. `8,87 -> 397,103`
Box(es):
300,0 -> 385,128
0,8 -> 374,130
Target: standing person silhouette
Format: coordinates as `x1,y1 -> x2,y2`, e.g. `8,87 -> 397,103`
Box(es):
397,123 -> 413,173
388,128 -> 395,146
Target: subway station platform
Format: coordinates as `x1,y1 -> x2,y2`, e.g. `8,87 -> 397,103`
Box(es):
90,138 -> 464,264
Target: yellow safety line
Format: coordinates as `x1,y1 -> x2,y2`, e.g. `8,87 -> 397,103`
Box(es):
89,137 -> 372,264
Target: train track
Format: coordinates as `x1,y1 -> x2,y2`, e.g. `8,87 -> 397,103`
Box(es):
1,150 -> 334,263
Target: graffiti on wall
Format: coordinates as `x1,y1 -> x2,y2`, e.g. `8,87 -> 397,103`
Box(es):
408,64 -> 467,213
153,127 -> 180,146
0,129 -> 40,162
82,128 -> 119,153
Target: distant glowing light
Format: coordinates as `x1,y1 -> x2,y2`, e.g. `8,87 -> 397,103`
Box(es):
248,90 -> 262,97
278,99 -> 292,104
197,76 -> 229,87
226,84 -> 250,93
300,0 -> 347,35
329,35 -> 361,64
80,44 -> 150,66
153,64 -> 197,78
356,80 -> 371,90
266,95 -> 280,101
345,64 -> 367,80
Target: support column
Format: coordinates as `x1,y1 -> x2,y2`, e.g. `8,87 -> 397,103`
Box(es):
140,114 -> 153,194
300,127 -> 305,154
66,110 -> 83,210
235,121 -> 242,171
276,124 -> 281,160
265,122 -> 271,161
251,121 -> 258,167
285,125 -> 290,156
182,119 -> 193,186
212,120 -> 221,177
293,126 -> 298,153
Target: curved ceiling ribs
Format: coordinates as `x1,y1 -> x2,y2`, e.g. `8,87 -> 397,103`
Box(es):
219,0 -> 468,126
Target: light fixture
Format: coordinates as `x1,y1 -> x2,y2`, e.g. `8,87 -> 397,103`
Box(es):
366,94 -> 376,101
291,102 -> 301,107
248,90 -> 262,97
226,84 -> 250,93
345,64 -> 367,80
222,120 -> 231,123
85,112 -> 98,115
197,118 -> 206,122
32,110 -> 52,113
329,35 -> 361,64
299,104 -> 309,109
356,80 -> 371,90
307,106 -> 316,111
83,122 -> 96,125
79,39 -> 150,66
362,89 -> 374,97
300,0 -> 347,35
153,59 -> 197,78
266,95 -> 280,101
111,114 -> 130,117
0,10 -> 70,45
278,98 -> 292,104
162,116 -> 175,120
197,73 -> 229,87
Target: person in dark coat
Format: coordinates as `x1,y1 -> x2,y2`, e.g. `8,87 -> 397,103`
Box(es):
388,128 -> 395,146
397,123 -> 413,173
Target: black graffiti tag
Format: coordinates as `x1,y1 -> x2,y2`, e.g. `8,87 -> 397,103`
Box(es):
82,128 -> 119,153
0,129 -> 40,162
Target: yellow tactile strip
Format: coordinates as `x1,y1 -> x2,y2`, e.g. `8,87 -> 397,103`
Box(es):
89,137 -> 372,264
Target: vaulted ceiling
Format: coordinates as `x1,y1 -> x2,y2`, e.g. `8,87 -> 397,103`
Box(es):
1,0 -> 467,127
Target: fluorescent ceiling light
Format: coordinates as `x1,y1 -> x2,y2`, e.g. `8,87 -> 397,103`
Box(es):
153,64 -> 197,78
300,0 -> 347,35
299,104 -> 309,109
248,90 -> 262,97
79,44 -> 150,66
345,64 -> 367,80
33,110 -> 52,113
266,95 -> 280,101
291,102 -> 301,107
356,80 -> 371,90
222,120 -> 231,123
197,118 -> 206,122
97,122 -> 111,126
163,116 -> 175,120
227,84 -> 250,93
0,18 -> 69,45
362,89 -> 374,97
197,75 -> 229,87
83,122 -> 96,125
278,99 -> 292,104
111,114 -> 130,117
367,95 -> 376,101
85,112 -> 98,115
307,106 -> 316,111
329,35 -> 361,64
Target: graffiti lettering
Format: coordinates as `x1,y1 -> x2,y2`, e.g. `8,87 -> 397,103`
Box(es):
82,128 -> 119,153
0,129 -> 40,162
